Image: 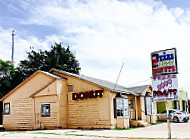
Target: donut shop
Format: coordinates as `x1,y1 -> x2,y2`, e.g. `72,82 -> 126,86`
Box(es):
1,68 -> 157,130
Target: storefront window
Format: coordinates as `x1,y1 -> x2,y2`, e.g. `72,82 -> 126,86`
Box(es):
174,100 -> 180,110
41,104 -> 50,117
145,97 -> 155,115
116,98 -> 129,117
4,103 -> 10,115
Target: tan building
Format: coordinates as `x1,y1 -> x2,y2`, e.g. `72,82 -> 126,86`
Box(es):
1,69 -> 157,130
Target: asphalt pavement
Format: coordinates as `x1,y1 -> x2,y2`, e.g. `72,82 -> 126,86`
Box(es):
0,121 -> 189,138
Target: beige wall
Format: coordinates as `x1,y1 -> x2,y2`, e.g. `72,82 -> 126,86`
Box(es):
137,96 -> 142,120
3,72 -> 55,130
52,71 -> 124,129
33,79 -> 68,129
140,97 -> 146,122
57,80 -> 68,128
34,95 -> 58,129
55,72 -> 111,129
109,92 -> 116,128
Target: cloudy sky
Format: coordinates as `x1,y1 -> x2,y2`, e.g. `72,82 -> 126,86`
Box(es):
1,0 -> 190,96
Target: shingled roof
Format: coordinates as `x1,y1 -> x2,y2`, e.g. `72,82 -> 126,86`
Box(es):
39,70 -> 63,79
50,68 -> 137,96
127,85 -> 150,95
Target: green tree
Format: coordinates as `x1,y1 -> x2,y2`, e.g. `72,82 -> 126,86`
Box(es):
0,59 -> 15,98
0,43 -> 81,98
13,42 -> 81,86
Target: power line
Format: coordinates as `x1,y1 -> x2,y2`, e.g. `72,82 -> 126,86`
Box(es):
127,67 -> 190,87
179,68 -> 190,74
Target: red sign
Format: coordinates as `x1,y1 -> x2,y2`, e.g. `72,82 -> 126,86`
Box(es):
151,48 -> 178,77
72,90 -> 104,100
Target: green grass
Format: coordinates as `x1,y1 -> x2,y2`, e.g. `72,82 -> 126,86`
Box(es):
113,122 -> 164,131
14,131 -> 61,135
112,127 -> 142,130
30,132 -> 61,135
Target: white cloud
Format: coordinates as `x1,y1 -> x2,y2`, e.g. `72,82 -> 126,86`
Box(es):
1,0 -> 190,96
0,27 -> 13,61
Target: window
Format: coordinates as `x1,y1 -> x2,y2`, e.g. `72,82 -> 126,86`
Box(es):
182,100 -> 187,112
68,85 -> 73,92
129,100 -> 134,109
145,97 -> 155,115
114,98 -> 129,118
174,100 -> 180,110
41,104 -> 50,117
4,103 -> 10,115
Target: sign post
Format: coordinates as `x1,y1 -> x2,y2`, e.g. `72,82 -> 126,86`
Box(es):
151,48 -> 178,139
166,101 -> 171,139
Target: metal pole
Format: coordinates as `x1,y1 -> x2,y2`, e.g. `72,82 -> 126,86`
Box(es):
11,30 -> 15,64
166,101 -> 171,139
113,62 -> 124,90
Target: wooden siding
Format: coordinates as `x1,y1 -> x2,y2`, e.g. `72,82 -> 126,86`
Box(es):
34,95 -> 59,129
137,96 -> 142,120
3,72 -> 57,130
34,80 -> 57,97
3,98 -> 34,130
57,80 -> 68,128
68,90 -> 111,129
141,97 -> 147,122
109,92 -> 116,127
5,72 -> 54,100
52,71 -> 112,129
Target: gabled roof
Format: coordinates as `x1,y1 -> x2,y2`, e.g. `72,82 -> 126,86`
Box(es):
50,68 -> 137,96
127,85 -> 151,95
0,70 -> 64,101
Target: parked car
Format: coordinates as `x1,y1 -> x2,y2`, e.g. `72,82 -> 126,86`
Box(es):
157,109 -> 189,123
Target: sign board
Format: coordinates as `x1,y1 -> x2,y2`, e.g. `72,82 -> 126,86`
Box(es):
151,48 -> 178,77
152,74 -> 179,101
72,90 -> 103,100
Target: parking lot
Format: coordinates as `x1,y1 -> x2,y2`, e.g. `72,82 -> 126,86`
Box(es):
0,121 -> 190,138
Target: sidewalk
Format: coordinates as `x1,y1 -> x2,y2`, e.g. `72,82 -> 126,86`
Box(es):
0,122 -> 189,138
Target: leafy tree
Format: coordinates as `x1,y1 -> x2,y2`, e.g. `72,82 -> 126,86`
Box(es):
0,43 -> 81,98
0,60 -> 15,98
13,42 -> 81,85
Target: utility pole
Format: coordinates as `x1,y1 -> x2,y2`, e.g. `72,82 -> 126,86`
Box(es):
11,30 -> 15,64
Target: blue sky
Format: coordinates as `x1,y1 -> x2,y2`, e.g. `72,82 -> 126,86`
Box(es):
158,0 -> 190,9
1,0 -> 190,96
